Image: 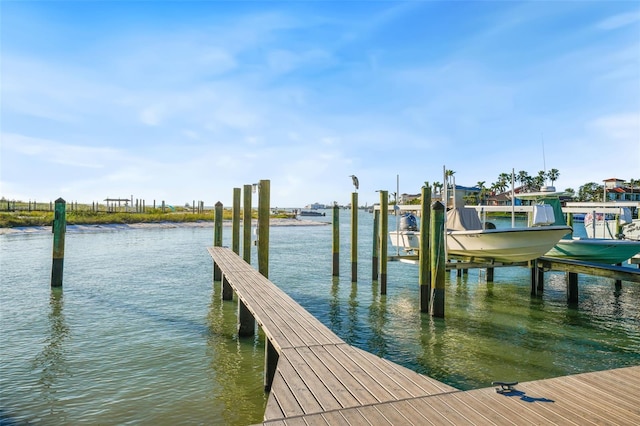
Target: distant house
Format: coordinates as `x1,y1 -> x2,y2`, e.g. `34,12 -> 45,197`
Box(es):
399,193 -> 421,204
604,178 -> 640,202
305,202 -> 326,209
451,185 -> 481,206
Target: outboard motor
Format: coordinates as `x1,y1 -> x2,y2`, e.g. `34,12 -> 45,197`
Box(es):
400,213 -> 418,231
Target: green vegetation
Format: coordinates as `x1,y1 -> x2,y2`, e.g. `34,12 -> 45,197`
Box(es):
0,209 -> 295,228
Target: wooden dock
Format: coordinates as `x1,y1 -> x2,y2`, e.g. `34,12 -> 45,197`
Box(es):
208,246 -> 640,425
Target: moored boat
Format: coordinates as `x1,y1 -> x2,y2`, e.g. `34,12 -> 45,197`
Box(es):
390,207 -> 571,263
516,189 -> 640,264
298,210 -> 326,217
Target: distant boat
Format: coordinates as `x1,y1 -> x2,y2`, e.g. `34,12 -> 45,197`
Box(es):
390,207 -> 571,263
516,189 -> 640,264
298,210 -> 325,217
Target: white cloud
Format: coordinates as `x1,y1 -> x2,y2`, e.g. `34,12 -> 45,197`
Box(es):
597,11 -> 640,31
2,133 -> 118,168
590,112 -> 640,142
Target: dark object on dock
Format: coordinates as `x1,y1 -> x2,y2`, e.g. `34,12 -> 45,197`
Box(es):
492,381 -> 518,393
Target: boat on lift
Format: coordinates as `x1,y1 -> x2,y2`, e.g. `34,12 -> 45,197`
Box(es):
389,205 -> 572,263
516,188 -> 640,264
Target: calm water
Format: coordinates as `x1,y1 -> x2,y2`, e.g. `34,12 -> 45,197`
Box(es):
1,210 -> 639,425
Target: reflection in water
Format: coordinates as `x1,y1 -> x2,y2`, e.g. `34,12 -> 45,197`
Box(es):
345,282 -> 359,344
32,288 -> 69,419
367,281 -> 388,358
329,277 -> 342,332
206,282 -> 266,426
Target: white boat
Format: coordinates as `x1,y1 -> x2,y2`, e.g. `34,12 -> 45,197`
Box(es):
582,207 -> 640,241
389,207 -> 572,263
516,189 -> 640,264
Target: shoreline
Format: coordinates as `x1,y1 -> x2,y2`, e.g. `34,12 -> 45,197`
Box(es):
0,218 -> 329,235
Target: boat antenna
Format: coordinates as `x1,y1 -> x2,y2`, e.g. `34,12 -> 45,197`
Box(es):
541,133 -> 547,174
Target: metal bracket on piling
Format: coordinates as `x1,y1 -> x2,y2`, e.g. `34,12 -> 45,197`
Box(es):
492,381 -> 518,394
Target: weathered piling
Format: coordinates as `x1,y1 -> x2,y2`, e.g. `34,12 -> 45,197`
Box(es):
486,267 -> 495,282
214,201 -> 232,300
232,188 -> 241,255
372,209 -> 379,281
430,201 -> 445,317
51,198 -> 66,287
379,190 -> 388,294
530,260 -> 544,296
332,204 -> 339,277
214,201 -> 223,249
243,184 -> 252,263
566,272 -> 578,304
258,179 -> 270,278
351,192 -> 358,282
419,186 -> 431,312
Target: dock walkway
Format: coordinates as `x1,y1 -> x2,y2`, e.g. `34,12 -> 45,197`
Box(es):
208,246 -> 640,425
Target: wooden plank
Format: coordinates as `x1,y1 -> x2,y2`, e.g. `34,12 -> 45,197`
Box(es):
280,347 -> 345,412
324,409 -> 371,426
263,371 -> 287,420
290,346 -> 362,408
271,354 -> 322,417
334,344 -> 456,396
539,256 -> 640,283
389,400 -> 437,425
409,395 -> 464,425
458,388 -> 529,425
373,403 -> 418,425
215,256 -> 342,348
529,378 -> 635,424
305,345 -> 380,406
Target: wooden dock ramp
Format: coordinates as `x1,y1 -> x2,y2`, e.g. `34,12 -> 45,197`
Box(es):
208,247 -> 640,425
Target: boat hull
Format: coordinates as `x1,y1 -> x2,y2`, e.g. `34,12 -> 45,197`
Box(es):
584,219 -> 640,241
390,226 -> 571,263
545,238 -> 640,264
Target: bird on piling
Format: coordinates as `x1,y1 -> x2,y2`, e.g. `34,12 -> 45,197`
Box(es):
349,175 -> 359,191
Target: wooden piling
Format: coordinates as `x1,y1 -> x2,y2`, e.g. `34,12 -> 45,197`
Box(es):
566,272 -> 578,304
430,201 -> 445,317
51,198 -> 66,287
419,186 -> 431,312
214,201 -> 224,283
372,209 -> 379,281
530,260 -> 544,296
232,188 -> 241,255
351,192 -> 358,283
238,299 -> 255,337
258,179 -> 270,278
264,338 -> 279,391
379,190 -> 388,295
243,185 -> 252,263
332,204 -> 339,277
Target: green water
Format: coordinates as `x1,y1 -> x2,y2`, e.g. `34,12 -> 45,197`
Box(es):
1,210 -> 638,425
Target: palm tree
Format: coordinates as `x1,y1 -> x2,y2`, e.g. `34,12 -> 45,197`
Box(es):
493,173 -> 510,193
445,170 -> 455,188
432,182 -> 443,198
535,170 -> 546,189
476,181 -> 487,205
546,168 -> 560,186
517,170 -> 529,184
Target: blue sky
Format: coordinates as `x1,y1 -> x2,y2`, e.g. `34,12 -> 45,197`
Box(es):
2,1 -> 639,208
